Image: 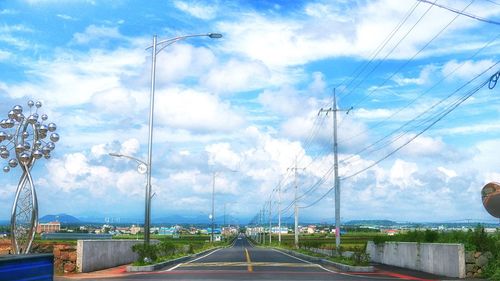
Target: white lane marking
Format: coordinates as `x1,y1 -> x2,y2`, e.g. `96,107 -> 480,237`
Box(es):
163,248 -> 222,272
271,248 -> 339,273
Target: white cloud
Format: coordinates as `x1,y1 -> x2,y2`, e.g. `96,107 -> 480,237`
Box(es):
155,43 -> 217,85
442,59 -> 496,80
258,86 -> 305,117
437,166 -> 457,179
120,138 -> 140,156
4,46 -> 146,108
57,14 -> 77,21
0,50 -> 11,61
155,87 -> 244,132
173,0 -> 218,20
393,134 -> 447,158
393,64 -> 436,86
201,59 -> 270,94
72,25 -> 126,45
205,143 -> 240,169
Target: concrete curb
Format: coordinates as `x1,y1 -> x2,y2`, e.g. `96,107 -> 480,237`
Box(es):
126,246 -> 221,272
273,248 -> 375,272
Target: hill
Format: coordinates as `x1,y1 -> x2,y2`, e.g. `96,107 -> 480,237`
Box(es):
39,214 -> 81,224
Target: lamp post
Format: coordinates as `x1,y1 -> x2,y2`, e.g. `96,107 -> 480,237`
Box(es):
109,153 -> 148,240
109,153 -> 148,174
210,170 -> 236,243
146,32 -> 222,245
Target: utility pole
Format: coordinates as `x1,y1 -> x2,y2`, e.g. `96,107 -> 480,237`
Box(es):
211,172 -> 215,243
269,199 -> 272,244
278,181 -> 282,245
288,158 -> 305,249
318,88 -> 352,251
260,208 -> 264,244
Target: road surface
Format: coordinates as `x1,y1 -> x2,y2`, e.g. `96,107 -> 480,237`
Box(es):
57,235 -> 438,281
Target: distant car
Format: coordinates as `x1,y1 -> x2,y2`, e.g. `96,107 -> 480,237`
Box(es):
238,237 -> 242,239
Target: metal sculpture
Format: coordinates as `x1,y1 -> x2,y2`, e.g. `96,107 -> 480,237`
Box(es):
1,101 -> 59,254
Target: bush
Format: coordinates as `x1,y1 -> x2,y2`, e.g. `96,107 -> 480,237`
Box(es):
131,243 -> 158,263
157,241 -> 176,257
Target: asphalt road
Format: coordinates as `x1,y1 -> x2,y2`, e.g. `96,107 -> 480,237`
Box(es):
57,235 -> 437,281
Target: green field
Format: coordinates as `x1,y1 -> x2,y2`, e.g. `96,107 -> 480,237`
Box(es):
263,232 -> 383,251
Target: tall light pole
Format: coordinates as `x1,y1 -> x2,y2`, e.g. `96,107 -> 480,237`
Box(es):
109,152 -> 148,241
210,170 -> 236,243
146,32 -> 222,245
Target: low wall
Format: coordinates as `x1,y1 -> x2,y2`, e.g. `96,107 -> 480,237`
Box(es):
366,241 -> 465,278
77,239 -> 146,273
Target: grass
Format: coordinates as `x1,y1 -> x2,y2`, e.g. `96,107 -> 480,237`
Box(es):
131,235 -> 236,266
256,233 -> 373,266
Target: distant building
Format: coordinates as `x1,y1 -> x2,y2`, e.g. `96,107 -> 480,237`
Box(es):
36,221 -> 60,234
271,226 -> 288,234
382,229 -> 399,236
130,225 -> 143,235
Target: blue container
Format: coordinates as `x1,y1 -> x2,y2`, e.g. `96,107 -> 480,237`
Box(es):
0,253 -> 53,281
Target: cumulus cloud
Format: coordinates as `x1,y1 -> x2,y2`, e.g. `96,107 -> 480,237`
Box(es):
442,59 -> 496,81
155,87 -> 245,132
216,0 -> 500,67
173,0 -> 218,20
201,59 -> 270,94
72,25 -> 126,45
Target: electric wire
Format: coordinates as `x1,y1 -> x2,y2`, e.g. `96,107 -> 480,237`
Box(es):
337,32 -> 500,152
342,64 -> 500,180
336,1 -> 421,97
341,57 -> 499,166
417,0 -> 500,25
340,0 -> 437,100
298,64 -> 500,208
351,0 -> 475,109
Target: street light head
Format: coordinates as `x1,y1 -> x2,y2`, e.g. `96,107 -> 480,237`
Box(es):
109,152 -> 122,157
137,163 -> 148,174
208,33 -> 223,39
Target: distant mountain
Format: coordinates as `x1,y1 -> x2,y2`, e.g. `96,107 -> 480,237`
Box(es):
39,214 -> 81,224
344,220 -> 397,226
153,214 -> 212,224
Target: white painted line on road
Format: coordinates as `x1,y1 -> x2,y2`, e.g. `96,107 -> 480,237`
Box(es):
271,248 -> 339,274
271,249 -> 313,264
163,248 -> 222,272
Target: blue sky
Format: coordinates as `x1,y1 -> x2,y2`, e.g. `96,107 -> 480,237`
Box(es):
0,0 -> 499,224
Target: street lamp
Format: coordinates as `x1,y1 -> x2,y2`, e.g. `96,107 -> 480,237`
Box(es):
109,152 -> 148,174
109,152 -> 148,241
210,170 -> 236,243
146,32 -> 222,245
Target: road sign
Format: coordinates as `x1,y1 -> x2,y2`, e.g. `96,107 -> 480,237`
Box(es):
482,182 -> 500,218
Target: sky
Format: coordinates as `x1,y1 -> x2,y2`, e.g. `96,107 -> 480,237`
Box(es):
0,0 -> 499,225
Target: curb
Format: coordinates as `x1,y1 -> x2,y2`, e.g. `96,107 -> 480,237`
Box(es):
126,246 -> 221,272
273,247 -> 375,272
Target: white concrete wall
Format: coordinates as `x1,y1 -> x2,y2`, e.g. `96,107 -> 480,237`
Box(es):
366,241 -> 465,278
77,240 -> 145,273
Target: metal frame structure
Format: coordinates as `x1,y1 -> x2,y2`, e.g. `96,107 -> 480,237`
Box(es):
1,101 -> 59,254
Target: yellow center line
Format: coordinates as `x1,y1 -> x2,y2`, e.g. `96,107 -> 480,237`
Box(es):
244,248 -> 253,272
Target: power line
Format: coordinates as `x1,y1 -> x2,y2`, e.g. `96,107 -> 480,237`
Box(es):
299,65 -> 500,208
340,0 -> 437,100
341,56 -> 499,167
342,64 -> 500,180
417,0 -> 500,25
336,1 -> 421,97
351,0 -> 475,109
337,31 -> 500,149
